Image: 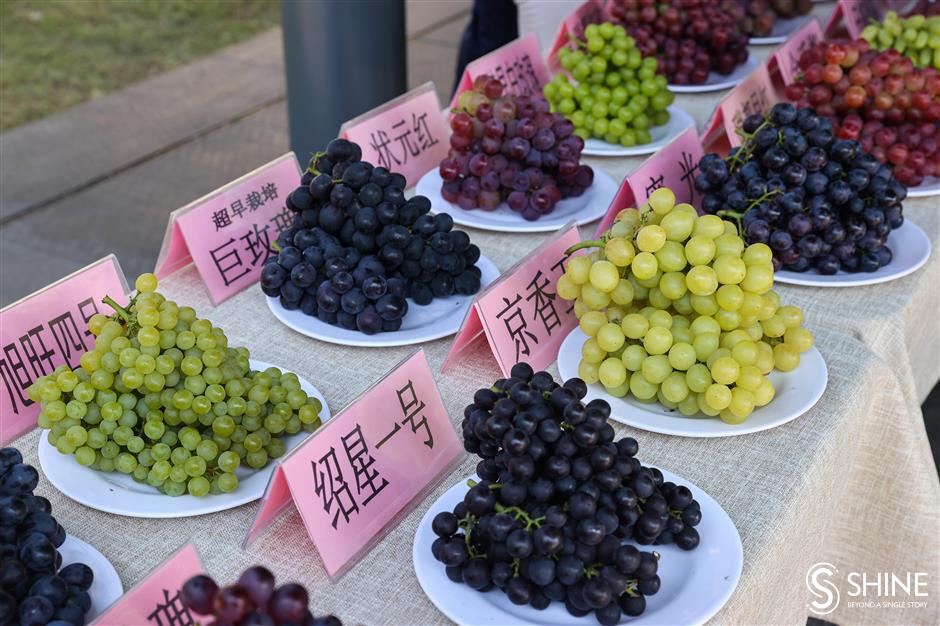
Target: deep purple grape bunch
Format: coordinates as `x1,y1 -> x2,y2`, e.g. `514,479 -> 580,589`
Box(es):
0,447 -> 95,626
430,364 -> 703,625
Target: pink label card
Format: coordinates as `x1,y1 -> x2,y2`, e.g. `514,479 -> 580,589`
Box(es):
825,0 -> 885,38
597,126 -> 705,234
0,255 -> 129,445
443,225 -> 581,376
547,0 -> 606,72
769,18 -> 824,86
245,350 -> 462,579
720,63 -> 776,149
154,153 -> 302,305
91,544 -> 204,626
339,82 -> 449,189
450,34 -> 551,109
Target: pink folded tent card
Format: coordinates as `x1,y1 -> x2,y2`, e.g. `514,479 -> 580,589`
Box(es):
339,81 -> 450,189
153,152 -> 302,305
825,0 -> 885,39
450,34 -> 551,109
0,255 -> 129,445
443,224 -> 581,377
91,544 -> 204,626
767,19 -> 824,87
700,62 -> 775,155
596,125 -> 705,234
244,349 -> 462,580
546,0 -> 606,73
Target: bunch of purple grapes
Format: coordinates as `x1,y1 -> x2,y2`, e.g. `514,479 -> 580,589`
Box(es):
429,364 -> 703,625
696,103 -> 906,274
439,75 -> 594,221
181,566 -> 341,626
0,447 -> 95,626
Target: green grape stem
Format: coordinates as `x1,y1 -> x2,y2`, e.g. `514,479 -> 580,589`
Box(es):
102,295 -> 130,322
494,503 -> 545,531
727,117 -> 771,172
565,239 -> 605,255
306,150 -> 326,175
466,478 -> 502,490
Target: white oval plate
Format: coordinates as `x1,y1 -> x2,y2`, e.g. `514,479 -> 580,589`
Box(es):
415,169 -> 618,233
582,106 -> 696,157
414,472 -> 743,626
59,534 -> 124,621
774,220 -> 931,287
557,328 -> 827,437
668,56 -> 759,93
907,176 -> 940,198
39,360 -> 331,518
750,14 -> 813,44
267,255 -> 500,347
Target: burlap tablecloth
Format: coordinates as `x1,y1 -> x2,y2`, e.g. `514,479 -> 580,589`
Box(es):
10,6 -> 940,622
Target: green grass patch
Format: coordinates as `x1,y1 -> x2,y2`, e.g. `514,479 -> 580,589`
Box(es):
0,0 -> 279,131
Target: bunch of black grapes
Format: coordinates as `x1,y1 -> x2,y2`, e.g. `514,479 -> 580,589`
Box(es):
0,448 -> 95,626
696,102 -> 906,274
260,139 -> 483,334
430,364 -> 703,625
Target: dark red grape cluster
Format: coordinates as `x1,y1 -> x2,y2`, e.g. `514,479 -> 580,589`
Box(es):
430,364 -> 703,625
261,139 -> 483,334
696,103 -> 907,275
720,0 -> 813,38
440,75 -> 594,221
783,38 -> 940,187
607,0 -> 750,85
181,565 -> 341,626
0,447 -> 95,626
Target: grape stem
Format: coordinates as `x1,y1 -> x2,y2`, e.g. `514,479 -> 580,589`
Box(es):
306,150 -> 326,175
565,239 -> 605,255
494,503 -> 544,531
466,478 -> 502,490
102,295 -> 130,322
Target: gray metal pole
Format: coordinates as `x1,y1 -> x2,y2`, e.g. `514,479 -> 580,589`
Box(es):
281,0 -> 407,161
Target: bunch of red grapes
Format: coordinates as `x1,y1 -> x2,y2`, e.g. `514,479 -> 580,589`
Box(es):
720,0 -> 813,38
440,76 -> 594,221
784,38 -> 940,187
181,566 -> 342,626
607,0 -> 750,85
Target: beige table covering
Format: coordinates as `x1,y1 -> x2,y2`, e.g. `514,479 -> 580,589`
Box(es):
10,3 -> 940,623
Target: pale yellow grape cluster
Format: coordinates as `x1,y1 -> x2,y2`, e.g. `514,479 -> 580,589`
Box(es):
28,273 -> 324,497
556,188 -> 814,424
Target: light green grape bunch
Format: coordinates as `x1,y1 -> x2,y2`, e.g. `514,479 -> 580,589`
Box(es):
861,11 -> 940,71
543,21 -> 675,146
28,273 -> 324,498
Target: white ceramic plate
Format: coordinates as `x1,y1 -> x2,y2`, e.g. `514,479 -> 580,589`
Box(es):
582,106 -> 696,157
750,14 -> 813,44
774,220 -> 932,287
415,169 -> 618,233
557,328 -> 827,437
907,176 -> 940,198
267,255 -> 499,347
38,360 -> 331,518
413,472 -> 743,626
59,534 -> 124,621
668,57 -> 759,93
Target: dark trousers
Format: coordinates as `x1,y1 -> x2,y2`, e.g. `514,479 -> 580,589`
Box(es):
453,0 -> 519,94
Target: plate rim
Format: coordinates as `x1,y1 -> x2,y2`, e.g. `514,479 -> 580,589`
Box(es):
773,220 -> 932,287
668,57 -> 758,93
38,359 -> 331,518
557,327 -> 828,438
61,533 -> 125,621
265,254 -> 500,347
581,105 -> 696,157
416,168 -> 619,233
412,471 -> 744,626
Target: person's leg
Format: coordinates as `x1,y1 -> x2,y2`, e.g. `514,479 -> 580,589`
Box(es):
453,0 -> 519,94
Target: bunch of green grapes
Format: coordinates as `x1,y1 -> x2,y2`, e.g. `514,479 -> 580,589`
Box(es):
544,21 -> 675,146
28,273 -> 324,497
556,188 -> 814,424
862,11 -> 940,70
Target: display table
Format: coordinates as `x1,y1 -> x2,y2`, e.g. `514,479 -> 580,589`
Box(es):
9,3 -> 940,623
